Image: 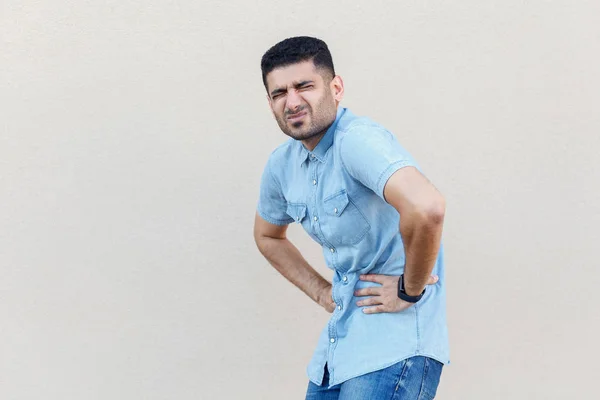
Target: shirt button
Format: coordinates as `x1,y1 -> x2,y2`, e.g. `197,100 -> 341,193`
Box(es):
330,248 -> 335,253
330,338 -> 335,343
337,304 -> 342,311
334,208 -> 338,214
313,216 -> 318,222
312,179 -> 317,185
342,275 -> 348,282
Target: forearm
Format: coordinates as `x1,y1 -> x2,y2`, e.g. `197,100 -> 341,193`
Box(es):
256,236 -> 331,306
400,210 -> 445,296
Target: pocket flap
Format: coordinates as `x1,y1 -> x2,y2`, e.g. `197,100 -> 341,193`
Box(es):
324,190 -> 350,217
286,203 -> 307,223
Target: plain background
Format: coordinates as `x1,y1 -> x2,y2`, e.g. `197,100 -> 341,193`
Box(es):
1,1 -> 599,399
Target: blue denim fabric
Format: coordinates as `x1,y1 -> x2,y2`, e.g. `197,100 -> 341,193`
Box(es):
257,107 -> 450,388
305,356 -> 443,400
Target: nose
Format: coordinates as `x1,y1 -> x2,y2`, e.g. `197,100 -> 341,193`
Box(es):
285,90 -> 303,113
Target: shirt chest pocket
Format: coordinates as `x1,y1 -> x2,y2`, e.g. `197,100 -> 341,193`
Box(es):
320,189 -> 370,246
286,202 -> 307,224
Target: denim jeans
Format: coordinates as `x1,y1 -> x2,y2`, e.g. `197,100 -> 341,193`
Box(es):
305,356 -> 443,400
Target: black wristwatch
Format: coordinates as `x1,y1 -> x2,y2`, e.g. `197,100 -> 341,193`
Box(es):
397,274 -> 426,303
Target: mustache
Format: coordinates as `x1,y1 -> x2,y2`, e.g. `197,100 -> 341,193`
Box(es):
285,107 -> 307,117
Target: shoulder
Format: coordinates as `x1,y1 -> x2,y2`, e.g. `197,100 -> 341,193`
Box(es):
336,114 -> 395,147
334,111 -> 421,170
261,138 -> 298,186
335,109 -> 393,139
264,138 -> 296,167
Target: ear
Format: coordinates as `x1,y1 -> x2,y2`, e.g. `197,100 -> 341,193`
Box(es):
331,75 -> 345,103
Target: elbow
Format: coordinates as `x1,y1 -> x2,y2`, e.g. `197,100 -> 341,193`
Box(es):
253,229 -> 266,254
253,228 -> 276,257
254,236 -> 268,258
420,196 -> 446,227
429,197 -> 446,226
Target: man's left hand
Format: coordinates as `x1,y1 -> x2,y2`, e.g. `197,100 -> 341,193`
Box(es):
355,274 -> 439,314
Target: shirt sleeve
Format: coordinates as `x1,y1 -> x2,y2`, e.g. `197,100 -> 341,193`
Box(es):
340,126 -> 417,200
256,157 -> 294,226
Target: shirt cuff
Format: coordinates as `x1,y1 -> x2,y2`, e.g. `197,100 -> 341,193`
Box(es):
376,160 -> 416,199
257,207 -> 293,226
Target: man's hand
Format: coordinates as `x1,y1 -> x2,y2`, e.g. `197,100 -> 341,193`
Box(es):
317,284 -> 336,313
355,274 -> 439,314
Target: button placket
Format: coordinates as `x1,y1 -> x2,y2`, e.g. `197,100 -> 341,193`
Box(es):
331,282 -> 342,313
310,163 -> 319,231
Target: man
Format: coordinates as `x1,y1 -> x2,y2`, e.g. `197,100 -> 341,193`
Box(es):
253,36 -> 450,399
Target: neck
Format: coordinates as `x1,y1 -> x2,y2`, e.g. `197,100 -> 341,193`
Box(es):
301,106 -> 339,151
302,131 -> 326,152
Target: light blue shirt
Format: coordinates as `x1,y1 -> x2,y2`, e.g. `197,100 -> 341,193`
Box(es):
257,107 -> 450,388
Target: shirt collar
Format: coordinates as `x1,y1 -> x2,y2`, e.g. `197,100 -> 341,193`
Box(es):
299,107 -> 346,167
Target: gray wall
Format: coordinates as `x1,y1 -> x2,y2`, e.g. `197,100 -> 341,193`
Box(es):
1,1 -> 599,399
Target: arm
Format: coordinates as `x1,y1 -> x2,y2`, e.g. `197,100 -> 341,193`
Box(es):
383,167 -> 445,296
253,212 -> 335,312
339,127 -> 442,313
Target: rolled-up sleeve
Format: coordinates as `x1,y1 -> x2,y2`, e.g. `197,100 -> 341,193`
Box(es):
256,157 -> 293,226
340,126 -> 417,199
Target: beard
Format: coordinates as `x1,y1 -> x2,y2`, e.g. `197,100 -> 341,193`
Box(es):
275,90 -> 337,141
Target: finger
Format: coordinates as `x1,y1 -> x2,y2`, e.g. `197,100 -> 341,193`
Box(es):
354,287 -> 381,297
356,296 -> 383,307
426,275 -> 440,285
359,274 -> 388,284
363,305 -> 386,314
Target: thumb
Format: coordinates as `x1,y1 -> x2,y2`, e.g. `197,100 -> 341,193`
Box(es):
426,275 -> 439,285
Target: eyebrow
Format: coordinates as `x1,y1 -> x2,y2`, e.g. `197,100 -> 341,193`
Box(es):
270,80 -> 314,97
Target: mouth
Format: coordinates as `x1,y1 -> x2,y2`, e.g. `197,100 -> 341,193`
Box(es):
287,111 -> 307,122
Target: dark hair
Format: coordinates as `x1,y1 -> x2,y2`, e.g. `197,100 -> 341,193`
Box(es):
260,36 -> 335,90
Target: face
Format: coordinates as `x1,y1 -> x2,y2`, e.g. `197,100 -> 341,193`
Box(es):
265,60 -> 344,145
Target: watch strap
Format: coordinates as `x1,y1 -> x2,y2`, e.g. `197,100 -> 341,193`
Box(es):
397,274 -> 425,303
